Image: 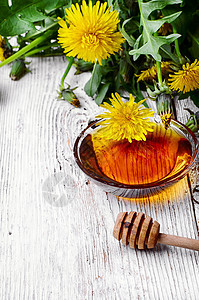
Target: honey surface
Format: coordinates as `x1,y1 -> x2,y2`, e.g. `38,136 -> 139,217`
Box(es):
79,123 -> 192,185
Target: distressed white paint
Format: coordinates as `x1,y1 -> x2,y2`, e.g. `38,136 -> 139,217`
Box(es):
0,57 -> 199,300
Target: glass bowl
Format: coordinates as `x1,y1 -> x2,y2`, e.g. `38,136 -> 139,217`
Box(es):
73,119 -> 198,198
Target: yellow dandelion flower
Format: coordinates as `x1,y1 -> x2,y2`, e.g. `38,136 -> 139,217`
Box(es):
158,23 -> 173,36
168,59 -> 199,93
95,93 -> 154,142
161,61 -> 173,74
57,1 -> 124,65
160,112 -> 173,130
0,35 -> 12,61
136,65 -> 157,82
0,35 -> 6,61
136,62 -> 172,82
0,47 -> 5,62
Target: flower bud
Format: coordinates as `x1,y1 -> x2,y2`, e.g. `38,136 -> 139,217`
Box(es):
119,58 -> 131,83
9,59 -> 29,81
59,86 -> 80,107
74,60 -> 93,75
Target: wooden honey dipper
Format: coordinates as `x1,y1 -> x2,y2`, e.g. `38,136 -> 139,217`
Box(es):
113,212 -> 199,251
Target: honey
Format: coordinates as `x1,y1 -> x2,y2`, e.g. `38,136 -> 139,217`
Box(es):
79,122 -> 192,185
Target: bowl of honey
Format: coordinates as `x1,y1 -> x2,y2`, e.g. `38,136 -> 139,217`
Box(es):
73,118 -> 198,198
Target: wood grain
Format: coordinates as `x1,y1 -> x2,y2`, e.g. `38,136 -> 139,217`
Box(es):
175,97 -> 199,232
0,57 -> 199,300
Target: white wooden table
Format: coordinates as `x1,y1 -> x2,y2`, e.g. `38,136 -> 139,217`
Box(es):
0,56 -> 199,300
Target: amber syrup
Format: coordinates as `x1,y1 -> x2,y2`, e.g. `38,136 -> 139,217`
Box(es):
79,123 -> 192,185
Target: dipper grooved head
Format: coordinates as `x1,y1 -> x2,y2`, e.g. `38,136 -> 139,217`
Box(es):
113,211 -> 160,250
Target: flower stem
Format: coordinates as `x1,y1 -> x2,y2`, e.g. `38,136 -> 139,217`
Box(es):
156,61 -> 163,87
60,57 -> 74,90
172,25 -> 183,65
0,30 -> 53,68
152,22 -> 163,88
23,43 -> 59,57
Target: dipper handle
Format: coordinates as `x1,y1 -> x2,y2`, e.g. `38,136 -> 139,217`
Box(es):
158,233 -> 199,251
113,212 -> 199,251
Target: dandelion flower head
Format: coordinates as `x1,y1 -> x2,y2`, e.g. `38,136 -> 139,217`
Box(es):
95,93 -> 154,143
0,48 -> 5,62
0,36 -> 3,44
168,59 -> 199,93
160,112 -> 173,130
57,1 -> 124,65
0,35 -> 6,61
158,22 -> 173,36
137,62 -> 172,82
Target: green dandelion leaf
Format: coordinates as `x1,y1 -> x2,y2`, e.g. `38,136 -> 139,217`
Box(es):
129,0 -> 182,62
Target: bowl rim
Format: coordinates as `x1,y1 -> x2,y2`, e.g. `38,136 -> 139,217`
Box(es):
73,119 -> 198,190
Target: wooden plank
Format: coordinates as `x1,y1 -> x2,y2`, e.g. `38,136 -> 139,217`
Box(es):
0,57 -> 198,300
175,97 -> 199,232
